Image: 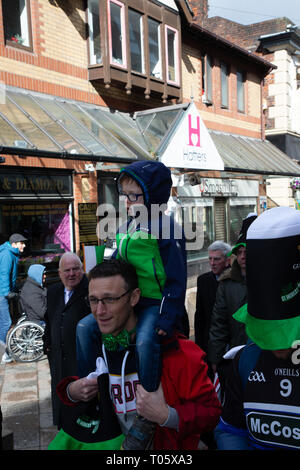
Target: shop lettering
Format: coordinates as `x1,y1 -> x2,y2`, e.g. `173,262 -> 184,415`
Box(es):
200,178 -> 238,195
15,177 -> 64,192
0,173 -> 71,195
183,147 -> 207,165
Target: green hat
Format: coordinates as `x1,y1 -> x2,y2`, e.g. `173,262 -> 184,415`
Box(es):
234,206 -> 300,350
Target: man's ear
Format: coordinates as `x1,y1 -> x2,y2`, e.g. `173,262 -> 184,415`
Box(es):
130,288 -> 141,308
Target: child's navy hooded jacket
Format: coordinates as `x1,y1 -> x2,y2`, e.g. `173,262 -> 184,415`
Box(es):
116,161 -> 187,336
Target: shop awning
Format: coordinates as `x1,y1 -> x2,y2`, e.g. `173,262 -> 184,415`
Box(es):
0,86 -> 299,177
209,130 -> 300,177
0,86 -> 153,162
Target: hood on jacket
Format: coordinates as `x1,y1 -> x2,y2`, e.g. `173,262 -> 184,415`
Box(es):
27,264 -> 46,286
219,259 -> 245,283
0,241 -> 20,256
116,161 -> 172,209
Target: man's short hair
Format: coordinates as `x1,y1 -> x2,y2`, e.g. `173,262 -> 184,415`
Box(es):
208,240 -> 232,257
59,252 -> 83,269
88,259 -> 139,292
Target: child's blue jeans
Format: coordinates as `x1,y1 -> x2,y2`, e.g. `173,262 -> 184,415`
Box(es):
135,305 -> 162,392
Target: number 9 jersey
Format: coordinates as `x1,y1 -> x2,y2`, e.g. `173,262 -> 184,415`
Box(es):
217,342 -> 300,450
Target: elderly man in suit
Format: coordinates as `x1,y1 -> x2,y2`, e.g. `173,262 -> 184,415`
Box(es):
43,252 -> 90,428
194,241 -> 231,358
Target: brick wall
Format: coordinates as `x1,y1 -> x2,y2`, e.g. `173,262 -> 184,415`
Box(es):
181,40 -> 262,138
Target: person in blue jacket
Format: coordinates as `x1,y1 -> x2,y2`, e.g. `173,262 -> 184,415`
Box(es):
0,233 -> 27,363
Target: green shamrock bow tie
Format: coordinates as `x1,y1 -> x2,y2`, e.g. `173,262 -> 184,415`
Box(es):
102,328 -> 136,351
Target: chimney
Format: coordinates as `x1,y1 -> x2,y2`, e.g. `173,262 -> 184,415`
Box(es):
186,0 -> 208,25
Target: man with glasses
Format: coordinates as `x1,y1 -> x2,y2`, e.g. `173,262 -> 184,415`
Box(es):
43,252 -> 90,428
50,259 -> 221,451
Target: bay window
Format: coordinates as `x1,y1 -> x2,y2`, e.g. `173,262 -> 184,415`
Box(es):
87,1 -> 181,101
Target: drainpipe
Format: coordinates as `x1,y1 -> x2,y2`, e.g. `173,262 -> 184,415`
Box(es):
261,77 -> 265,141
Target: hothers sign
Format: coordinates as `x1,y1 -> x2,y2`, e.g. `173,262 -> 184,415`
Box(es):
0,172 -> 72,197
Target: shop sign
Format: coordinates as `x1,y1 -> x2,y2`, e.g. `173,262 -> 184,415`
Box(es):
178,177 -> 259,198
199,178 -> 238,196
159,102 -> 224,171
0,172 -> 72,197
78,203 -> 98,245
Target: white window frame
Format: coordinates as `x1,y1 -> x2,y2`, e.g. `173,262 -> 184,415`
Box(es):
87,0 -> 102,65
3,0 -> 31,47
237,70 -> 245,113
129,8 -> 145,74
165,25 -> 179,85
107,0 -> 127,68
148,17 -> 162,79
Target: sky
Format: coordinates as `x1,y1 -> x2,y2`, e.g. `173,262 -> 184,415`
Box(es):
208,0 -> 300,26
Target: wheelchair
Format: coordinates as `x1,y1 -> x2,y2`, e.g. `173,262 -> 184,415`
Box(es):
6,313 -> 45,363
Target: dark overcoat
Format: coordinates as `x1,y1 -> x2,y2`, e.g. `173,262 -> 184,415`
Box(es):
43,275 -> 90,427
194,271 -> 218,353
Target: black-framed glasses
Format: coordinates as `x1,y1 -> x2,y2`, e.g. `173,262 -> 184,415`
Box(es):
119,191 -> 144,202
86,289 -> 131,307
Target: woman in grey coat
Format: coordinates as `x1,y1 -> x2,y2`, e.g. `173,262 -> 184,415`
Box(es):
20,264 -> 47,324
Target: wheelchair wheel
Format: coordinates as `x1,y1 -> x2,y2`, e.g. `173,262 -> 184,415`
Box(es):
7,321 -> 44,363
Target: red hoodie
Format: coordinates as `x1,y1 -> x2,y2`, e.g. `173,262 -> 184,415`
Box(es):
155,334 -> 221,450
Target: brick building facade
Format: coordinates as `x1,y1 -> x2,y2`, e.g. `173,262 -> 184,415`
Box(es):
0,0 -> 299,307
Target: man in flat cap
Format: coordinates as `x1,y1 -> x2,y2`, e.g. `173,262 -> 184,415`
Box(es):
0,233 -> 27,363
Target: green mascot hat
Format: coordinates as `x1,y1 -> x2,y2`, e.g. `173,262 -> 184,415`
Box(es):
234,206 -> 300,350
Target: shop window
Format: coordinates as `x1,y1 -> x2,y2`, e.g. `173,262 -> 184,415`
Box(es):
129,8 -> 144,74
201,55 -> 213,104
108,0 -> 126,67
97,175 -> 121,247
165,25 -> 179,84
2,0 -> 31,48
175,199 -> 214,261
220,61 -> 229,108
88,0 -> 102,65
237,70 -> 245,112
0,202 -> 70,255
229,204 -> 256,245
148,17 -> 162,79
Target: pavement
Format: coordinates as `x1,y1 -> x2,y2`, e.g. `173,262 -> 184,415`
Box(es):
0,353 -> 58,451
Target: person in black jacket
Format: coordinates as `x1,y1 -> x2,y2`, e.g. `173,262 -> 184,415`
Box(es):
20,264 -> 47,324
194,241 -> 231,356
43,252 -> 90,428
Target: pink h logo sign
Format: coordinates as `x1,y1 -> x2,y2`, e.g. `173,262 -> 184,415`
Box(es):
188,114 -> 201,147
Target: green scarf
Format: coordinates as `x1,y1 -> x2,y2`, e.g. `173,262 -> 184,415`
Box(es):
102,328 -> 136,351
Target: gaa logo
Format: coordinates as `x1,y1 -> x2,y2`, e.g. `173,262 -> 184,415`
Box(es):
248,371 -> 266,382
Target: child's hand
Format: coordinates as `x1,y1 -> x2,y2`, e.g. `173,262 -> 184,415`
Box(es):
157,329 -> 167,336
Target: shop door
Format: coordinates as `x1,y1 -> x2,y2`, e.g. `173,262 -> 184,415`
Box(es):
214,197 -> 228,242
